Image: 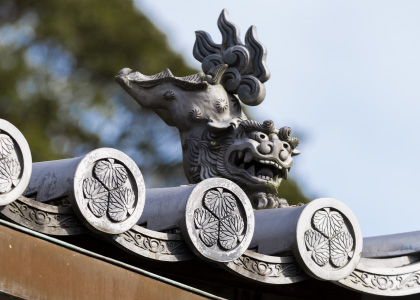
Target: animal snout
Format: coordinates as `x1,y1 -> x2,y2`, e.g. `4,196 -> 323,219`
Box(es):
257,140 -> 273,155
257,140 -> 291,162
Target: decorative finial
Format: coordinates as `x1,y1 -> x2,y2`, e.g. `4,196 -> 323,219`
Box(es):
193,9 -> 270,106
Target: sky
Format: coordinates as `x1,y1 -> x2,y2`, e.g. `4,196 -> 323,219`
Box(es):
135,0 -> 420,237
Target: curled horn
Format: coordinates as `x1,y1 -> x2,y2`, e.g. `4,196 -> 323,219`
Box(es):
262,120 -> 276,133
278,126 -> 300,150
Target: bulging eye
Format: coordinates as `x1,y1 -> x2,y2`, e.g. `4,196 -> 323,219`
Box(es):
282,142 -> 292,154
279,143 -> 292,161
250,132 -> 269,142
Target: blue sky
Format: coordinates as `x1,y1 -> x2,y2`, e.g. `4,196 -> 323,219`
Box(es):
135,0 -> 420,237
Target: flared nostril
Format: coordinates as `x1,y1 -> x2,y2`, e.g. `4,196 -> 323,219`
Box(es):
257,142 -> 273,154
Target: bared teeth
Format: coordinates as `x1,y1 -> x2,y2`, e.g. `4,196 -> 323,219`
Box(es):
257,175 -> 273,181
237,152 -> 286,181
257,159 -> 282,170
244,151 -> 253,163
246,164 -> 255,176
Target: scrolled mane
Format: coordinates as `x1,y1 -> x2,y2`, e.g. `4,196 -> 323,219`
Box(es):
278,126 -> 299,149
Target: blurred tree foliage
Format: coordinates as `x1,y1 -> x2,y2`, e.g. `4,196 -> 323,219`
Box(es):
0,0 -> 308,203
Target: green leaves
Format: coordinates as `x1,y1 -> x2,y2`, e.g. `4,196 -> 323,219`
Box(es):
0,0 -> 196,189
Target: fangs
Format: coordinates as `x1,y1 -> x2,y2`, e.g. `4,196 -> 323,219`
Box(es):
244,151 -> 253,163
231,150 -> 287,182
247,164 -> 255,176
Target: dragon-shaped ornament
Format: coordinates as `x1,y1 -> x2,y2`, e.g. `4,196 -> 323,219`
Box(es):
116,9 -> 299,209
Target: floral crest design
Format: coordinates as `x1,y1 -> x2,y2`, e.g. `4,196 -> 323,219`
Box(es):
0,133 -> 22,194
215,98 -> 228,112
304,208 -> 354,268
188,109 -> 203,123
194,188 -> 245,250
162,90 -> 176,101
0,134 -> 14,159
83,158 -> 135,222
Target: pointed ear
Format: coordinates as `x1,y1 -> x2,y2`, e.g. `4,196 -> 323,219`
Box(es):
204,64 -> 228,85
292,149 -> 301,156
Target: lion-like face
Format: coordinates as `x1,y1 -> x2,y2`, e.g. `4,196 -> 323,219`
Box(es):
185,119 -> 299,209
116,65 -> 300,208
223,130 -> 293,189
